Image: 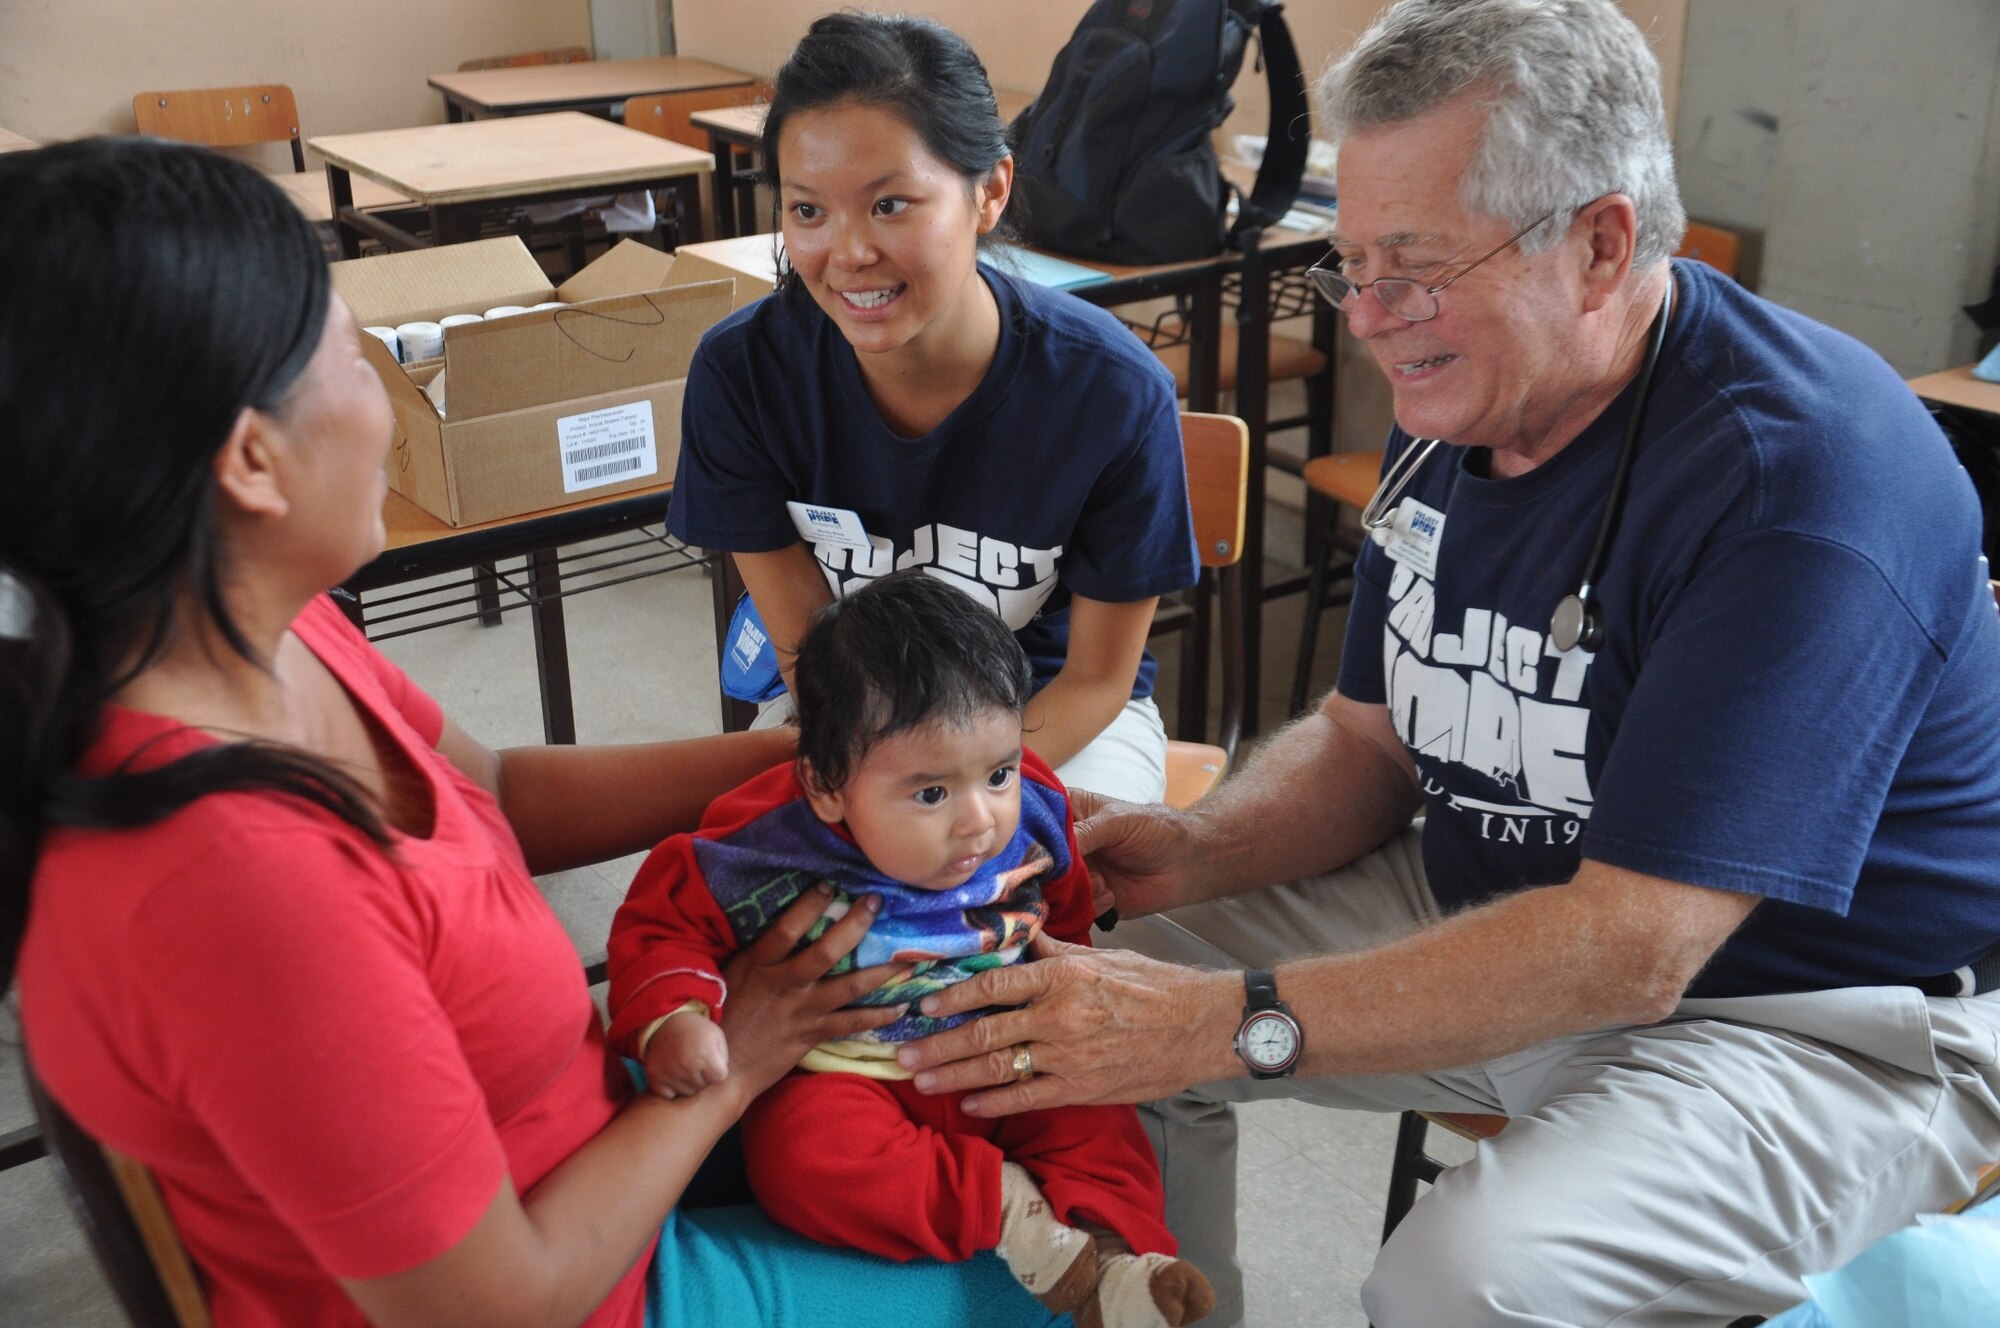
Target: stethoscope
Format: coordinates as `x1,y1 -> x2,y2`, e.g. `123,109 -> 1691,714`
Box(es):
1362,281 -> 1675,654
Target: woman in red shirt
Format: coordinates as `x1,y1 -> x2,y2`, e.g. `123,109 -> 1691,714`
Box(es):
0,137 -> 1056,1328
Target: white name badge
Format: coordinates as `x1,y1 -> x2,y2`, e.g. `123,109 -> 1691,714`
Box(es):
1382,498 -> 1445,580
786,501 -> 872,552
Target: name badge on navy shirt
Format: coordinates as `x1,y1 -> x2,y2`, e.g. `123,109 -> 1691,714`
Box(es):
786,501 -> 872,552
1382,498 -> 1445,580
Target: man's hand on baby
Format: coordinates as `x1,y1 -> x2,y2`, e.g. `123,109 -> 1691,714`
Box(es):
644,1013 -> 731,1100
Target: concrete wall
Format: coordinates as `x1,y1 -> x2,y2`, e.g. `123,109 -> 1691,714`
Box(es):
1675,0 -> 2000,375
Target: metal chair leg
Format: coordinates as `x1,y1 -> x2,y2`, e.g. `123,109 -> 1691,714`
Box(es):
1381,1110 -> 1446,1244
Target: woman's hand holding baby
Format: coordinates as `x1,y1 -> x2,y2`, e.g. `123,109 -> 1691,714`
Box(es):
707,884 -> 913,1108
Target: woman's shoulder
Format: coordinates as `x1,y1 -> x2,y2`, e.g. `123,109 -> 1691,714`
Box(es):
986,262 -> 1176,398
693,289 -> 824,370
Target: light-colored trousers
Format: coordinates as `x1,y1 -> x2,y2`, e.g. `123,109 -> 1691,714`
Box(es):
1110,827 -> 2000,1327
757,694 -> 1169,807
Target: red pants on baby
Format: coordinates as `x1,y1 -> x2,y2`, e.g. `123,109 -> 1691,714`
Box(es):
741,1069 -> 1174,1264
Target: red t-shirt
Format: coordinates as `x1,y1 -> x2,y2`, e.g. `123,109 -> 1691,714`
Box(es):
17,597 -> 648,1328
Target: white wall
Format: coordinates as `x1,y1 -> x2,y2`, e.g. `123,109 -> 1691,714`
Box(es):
0,0 -> 590,146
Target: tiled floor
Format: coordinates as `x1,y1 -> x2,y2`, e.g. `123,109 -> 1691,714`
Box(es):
0,487 -> 1438,1328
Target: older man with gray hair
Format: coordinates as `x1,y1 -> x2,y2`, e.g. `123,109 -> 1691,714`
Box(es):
900,1 -> 2000,1324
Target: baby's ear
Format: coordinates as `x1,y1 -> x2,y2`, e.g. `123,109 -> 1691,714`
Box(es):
798,760 -> 845,824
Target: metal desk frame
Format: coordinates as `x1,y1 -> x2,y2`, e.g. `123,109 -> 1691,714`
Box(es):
341,488 -> 721,745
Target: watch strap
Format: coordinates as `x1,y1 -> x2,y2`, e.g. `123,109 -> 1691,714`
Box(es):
1243,968 -> 1279,1014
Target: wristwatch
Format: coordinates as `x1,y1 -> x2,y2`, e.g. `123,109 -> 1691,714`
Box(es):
1234,969 -> 1302,1079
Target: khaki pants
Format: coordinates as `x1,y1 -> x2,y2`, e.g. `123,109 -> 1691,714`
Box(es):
1109,828 -> 2000,1327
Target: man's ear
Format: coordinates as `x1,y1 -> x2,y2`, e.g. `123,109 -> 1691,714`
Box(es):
211,406 -> 290,520
1577,192 -> 1639,313
799,759 -> 846,825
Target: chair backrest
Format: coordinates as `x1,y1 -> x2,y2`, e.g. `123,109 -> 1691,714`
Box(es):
457,46 -> 591,72
24,1061 -> 212,1328
1182,412 -> 1248,572
132,84 -> 304,172
623,83 -> 774,152
1675,220 -> 1742,278
1180,412 -> 1250,761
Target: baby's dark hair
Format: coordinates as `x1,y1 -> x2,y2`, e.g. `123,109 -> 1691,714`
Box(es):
794,570 -> 1033,794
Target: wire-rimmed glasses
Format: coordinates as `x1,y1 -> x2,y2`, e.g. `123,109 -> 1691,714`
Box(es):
1306,210 -> 1557,323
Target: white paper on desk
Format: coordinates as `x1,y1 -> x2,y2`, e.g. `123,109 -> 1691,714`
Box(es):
557,400 -> 658,494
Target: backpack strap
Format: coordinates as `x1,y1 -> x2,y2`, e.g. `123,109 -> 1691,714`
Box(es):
1230,0 -> 1310,241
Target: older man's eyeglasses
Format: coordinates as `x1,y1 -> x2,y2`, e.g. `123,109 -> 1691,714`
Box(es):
1307,210 -> 1557,323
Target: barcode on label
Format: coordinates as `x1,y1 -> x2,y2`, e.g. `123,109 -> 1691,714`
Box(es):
564,436 -> 646,465
573,457 -> 645,484
557,400 -> 658,494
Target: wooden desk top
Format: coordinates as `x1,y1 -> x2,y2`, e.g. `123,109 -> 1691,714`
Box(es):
689,103 -> 766,140
269,168 -> 409,222
428,56 -> 753,111
382,481 -> 672,553
308,113 -> 711,205
0,127 -> 38,153
692,88 -> 1033,142
1908,364 -> 2000,418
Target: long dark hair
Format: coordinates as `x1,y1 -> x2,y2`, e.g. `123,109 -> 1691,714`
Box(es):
793,570 -> 1033,795
0,137 -> 390,992
761,11 -> 1015,296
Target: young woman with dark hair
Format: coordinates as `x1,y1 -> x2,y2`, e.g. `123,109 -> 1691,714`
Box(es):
1,136 -> 1061,1328
668,12 -> 1199,807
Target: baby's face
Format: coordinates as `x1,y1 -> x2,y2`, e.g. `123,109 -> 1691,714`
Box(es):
806,708 -> 1024,890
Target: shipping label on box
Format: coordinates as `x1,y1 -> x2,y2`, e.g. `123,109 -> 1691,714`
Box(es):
558,400 -> 658,494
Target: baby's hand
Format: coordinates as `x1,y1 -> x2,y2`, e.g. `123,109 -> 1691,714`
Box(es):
643,1012 -> 731,1100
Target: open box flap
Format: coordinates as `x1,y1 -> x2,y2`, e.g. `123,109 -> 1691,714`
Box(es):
331,236 -> 552,329
555,238 -> 679,305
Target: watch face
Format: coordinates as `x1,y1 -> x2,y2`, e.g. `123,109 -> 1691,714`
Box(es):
1241,1012 -> 1299,1070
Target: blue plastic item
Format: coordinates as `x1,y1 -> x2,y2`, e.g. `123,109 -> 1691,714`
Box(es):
1973,341 -> 2000,384
1763,1210 -> 2000,1327
720,593 -> 788,704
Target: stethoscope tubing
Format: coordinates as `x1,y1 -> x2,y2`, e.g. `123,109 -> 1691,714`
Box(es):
1357,279 -> 1676,651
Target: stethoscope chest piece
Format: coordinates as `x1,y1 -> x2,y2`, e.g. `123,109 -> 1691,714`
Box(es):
1549,590 -> 1600,654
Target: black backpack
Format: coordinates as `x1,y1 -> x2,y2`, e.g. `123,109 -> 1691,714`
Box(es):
1009,0 -> 1309,266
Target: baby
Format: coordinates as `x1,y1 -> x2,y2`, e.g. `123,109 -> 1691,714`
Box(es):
607,570 -> 1212,1328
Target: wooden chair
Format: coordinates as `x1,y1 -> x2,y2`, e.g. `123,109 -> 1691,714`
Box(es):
1380,1109 -> 1507,1242
1285,217 -> 1752,715
1676,220 -> 1742,279
623,84 -> 773,152
131,83 -> 411,238
623,85 -> 774,253
457,46 -> 591,72
25,1062 -> 211,1328
133,84 -> 304,171
1161,412 -> 1251,806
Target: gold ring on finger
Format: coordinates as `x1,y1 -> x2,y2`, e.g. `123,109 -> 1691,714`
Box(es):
1011,1044 -> 1034,1082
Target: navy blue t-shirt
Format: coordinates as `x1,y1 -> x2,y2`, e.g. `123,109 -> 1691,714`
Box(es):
668,262 -> 1198,698
1336,260 -> 2000,997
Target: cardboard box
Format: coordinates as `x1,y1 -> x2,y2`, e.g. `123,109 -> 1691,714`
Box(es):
331,236 -> 735,526
670,235 -> 782,312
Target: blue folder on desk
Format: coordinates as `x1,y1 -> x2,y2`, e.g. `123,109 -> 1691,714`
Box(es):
999,248 -> 1115,292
